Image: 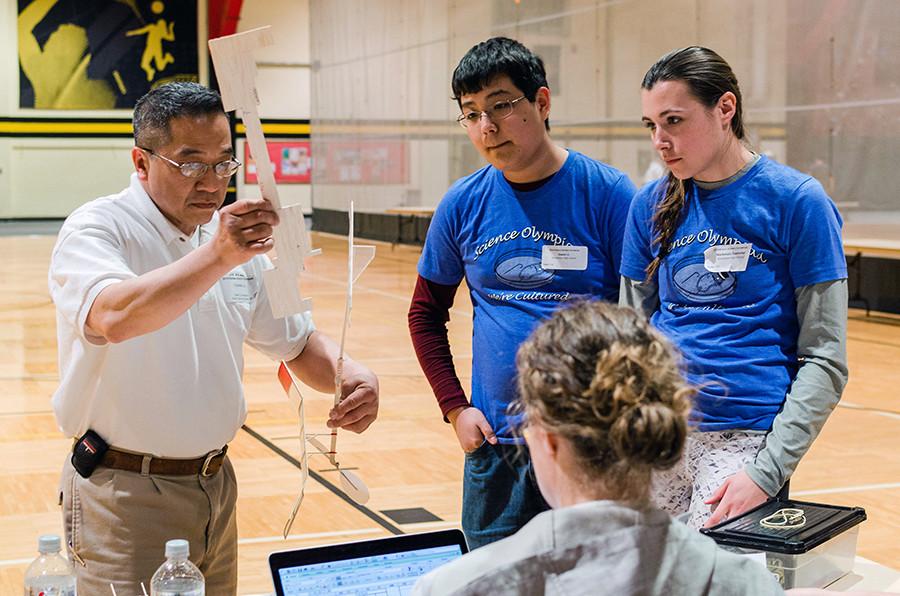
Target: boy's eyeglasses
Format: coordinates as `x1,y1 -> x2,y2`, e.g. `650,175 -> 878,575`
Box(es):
456,95 -> 528,128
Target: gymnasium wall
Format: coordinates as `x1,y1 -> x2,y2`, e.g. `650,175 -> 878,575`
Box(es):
308,0 -> 793,215
228,1 -> 312,213
2,0 -> 898,238
0,0 -> 311,218
0,1 -> 156,218
306,0 -> 900,314
307,0 -> 900,236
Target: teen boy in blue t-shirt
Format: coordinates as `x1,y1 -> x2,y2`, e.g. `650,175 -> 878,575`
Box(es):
408,37 -> 635,548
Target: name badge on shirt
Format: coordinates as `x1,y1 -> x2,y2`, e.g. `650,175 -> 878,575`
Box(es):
221,270 -> 256,303
704,243 -> 752,273
541,245 -> 588,271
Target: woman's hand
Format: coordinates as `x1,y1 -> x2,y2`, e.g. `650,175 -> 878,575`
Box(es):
704,469 -> 768,527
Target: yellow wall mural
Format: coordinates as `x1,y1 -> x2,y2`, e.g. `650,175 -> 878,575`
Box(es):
17,0 -> 198,109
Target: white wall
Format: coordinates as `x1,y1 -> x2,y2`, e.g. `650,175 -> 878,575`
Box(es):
308,0 -> 793,214
235,0 -> 312,211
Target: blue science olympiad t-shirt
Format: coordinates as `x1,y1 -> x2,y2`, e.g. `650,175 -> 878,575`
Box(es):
620,156 -> 846,431
418,150 -> 635,443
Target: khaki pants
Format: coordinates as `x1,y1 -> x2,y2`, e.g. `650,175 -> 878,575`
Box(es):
60,454 -> 238,595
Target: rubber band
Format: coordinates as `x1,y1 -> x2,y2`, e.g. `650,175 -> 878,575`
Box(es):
760,507 -> 806,529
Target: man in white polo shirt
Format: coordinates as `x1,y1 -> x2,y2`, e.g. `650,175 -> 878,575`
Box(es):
48,82 -> 379,595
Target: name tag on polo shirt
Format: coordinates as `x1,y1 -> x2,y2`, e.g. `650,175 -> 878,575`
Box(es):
541,245 -> 588,271
221,270 -> 257,303
704,243 -> 752,273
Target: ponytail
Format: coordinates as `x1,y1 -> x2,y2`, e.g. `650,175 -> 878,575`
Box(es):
646,174 -> 690,281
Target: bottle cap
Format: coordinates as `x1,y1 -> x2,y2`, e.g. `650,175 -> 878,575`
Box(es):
165,539 -> 190,558
38,535 -> 61,554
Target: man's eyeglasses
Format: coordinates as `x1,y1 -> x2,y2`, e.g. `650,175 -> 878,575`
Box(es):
139,147 -> 241,179
456,95 -> 528,128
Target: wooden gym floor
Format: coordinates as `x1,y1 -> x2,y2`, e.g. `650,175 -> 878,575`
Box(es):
0,231 -> 897,594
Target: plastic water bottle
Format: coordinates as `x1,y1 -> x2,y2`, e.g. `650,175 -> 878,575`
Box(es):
150,539 -> 205,596
23,534 -> 77,596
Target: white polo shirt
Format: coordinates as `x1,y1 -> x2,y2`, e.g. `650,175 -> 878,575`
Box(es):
49,174 -> 313,457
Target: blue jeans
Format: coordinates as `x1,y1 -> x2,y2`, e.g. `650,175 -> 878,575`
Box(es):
461,441 -> 549,549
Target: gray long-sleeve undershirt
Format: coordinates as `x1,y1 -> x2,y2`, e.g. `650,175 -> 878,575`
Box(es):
619,276 -> 849,496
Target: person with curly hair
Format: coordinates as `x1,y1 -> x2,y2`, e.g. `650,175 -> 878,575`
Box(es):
413,301 -> 783,595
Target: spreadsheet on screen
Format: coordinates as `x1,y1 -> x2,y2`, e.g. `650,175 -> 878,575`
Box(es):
278,544 -> 463,595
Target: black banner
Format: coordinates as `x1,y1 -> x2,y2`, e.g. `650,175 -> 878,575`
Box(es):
18,0 -> 198,109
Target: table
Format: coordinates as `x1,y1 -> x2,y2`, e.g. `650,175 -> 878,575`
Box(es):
385,206 -> 435,246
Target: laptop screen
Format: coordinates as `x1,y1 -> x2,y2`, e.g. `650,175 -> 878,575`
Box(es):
270,529 -> 468,596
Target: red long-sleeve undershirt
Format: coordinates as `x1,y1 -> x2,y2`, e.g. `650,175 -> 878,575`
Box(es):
408,173 -> 557,420
407,275 -> 468,420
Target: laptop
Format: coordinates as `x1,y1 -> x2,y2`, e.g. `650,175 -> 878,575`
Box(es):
269,529 -> 468,596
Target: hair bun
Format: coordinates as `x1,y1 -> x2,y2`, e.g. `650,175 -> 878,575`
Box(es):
608,400 -> 686,469
515,300 -> 694,501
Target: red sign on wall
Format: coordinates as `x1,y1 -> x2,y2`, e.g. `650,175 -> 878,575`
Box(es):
244,140 -> 311,184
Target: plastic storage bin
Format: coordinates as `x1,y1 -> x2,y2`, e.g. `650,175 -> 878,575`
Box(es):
701,499 -> 867,589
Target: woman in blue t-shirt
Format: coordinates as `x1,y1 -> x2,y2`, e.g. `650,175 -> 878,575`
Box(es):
620,46 -> 848,528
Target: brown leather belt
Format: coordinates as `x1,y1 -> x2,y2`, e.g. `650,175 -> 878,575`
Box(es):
100,445 -> 228,477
